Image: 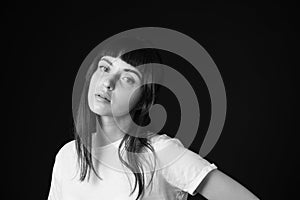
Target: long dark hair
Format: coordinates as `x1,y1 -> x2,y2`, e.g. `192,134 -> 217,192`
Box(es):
73,37 -> 164,200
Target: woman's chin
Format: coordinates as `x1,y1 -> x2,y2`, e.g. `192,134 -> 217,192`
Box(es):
93,109 -> 111,116
90,104 -> 132,118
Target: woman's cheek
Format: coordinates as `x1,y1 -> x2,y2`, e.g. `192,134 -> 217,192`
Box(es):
87,78 -> 95,110
110,92 -> 129,116
129,87 -> 142,109
111,89 -> 137,116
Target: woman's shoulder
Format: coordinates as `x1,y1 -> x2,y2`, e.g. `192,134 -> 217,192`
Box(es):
55,140 -> 76,160
147,132 -> 184,150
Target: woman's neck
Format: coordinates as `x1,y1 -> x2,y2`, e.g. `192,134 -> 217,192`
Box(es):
94,115 -> 131,147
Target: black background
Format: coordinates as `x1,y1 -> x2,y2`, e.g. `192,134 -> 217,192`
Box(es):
3,1 -> 297,199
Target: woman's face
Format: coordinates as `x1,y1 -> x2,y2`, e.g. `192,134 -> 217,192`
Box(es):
88,56 -> 143,117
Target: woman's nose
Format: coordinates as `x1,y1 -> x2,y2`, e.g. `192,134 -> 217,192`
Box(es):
102,77 -> 115,91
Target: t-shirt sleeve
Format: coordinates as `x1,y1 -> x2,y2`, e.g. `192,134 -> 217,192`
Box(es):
154,135 -> 217,196
47,154 -> 63,200
47,140 -> 76,200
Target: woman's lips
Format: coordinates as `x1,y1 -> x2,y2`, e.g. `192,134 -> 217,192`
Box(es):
95,94 -> 110,103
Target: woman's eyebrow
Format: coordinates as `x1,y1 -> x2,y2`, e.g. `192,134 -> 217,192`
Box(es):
123,69 -> 142,80
100,58 -> 113,66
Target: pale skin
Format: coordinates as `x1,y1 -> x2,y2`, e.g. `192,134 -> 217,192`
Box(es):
88,56 -> 259,200
196,169 -> 259,199
88,56 -> 143,147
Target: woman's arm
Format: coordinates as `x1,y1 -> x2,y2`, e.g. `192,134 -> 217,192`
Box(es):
196,169 -> 259,200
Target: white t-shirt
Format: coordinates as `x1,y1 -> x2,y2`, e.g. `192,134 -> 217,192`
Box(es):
47,134 -> 217,200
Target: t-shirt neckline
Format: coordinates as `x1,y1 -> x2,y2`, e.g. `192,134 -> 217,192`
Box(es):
92,136 -> 123,151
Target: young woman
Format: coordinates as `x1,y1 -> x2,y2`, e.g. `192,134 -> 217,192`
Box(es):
47,37 -> 260,200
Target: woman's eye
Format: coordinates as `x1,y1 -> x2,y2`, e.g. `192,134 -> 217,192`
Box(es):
122,77 -> 135,84
99,65 -> 109,72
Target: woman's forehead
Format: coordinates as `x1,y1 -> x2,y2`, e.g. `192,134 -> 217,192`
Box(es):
100,55 -> 145,78
102,55 -> 148,69
100,56 -> 134,69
